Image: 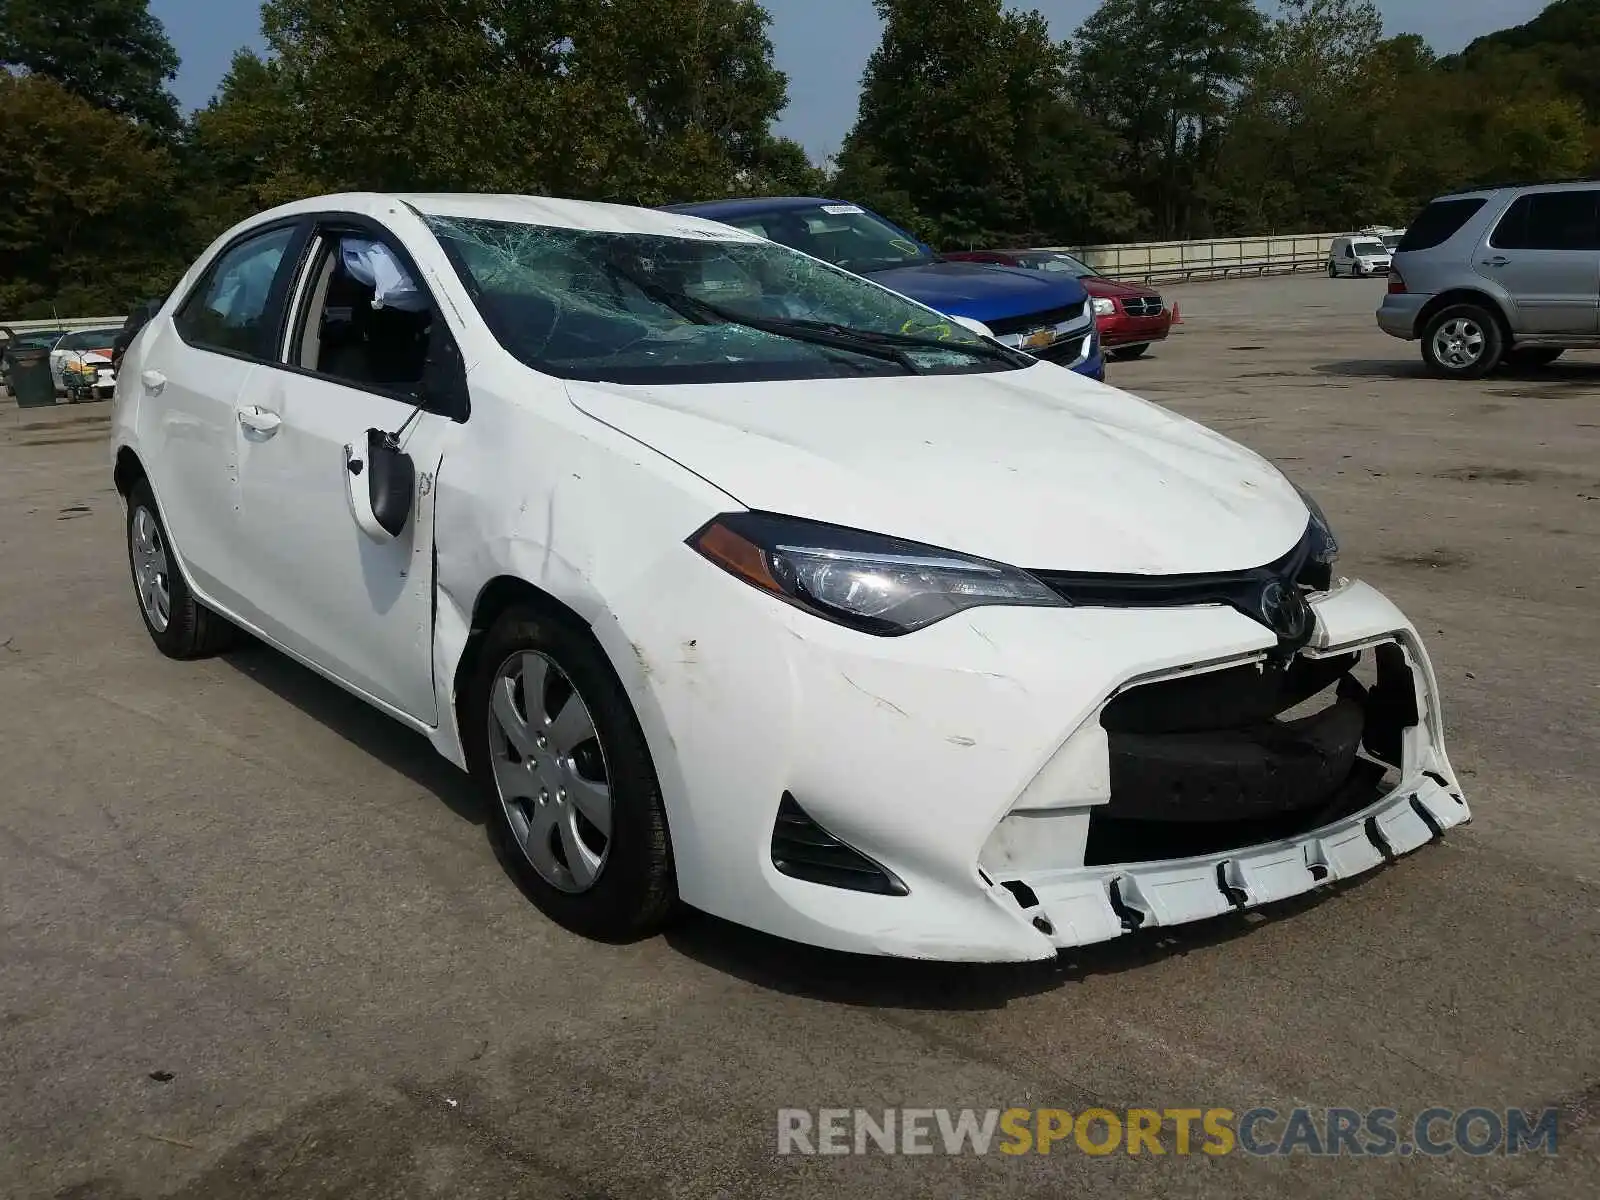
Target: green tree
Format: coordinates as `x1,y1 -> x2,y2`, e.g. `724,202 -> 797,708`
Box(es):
834,0 -> 1128,249
0,0 -> 181,130
1072,0 -> 1268,238
200,0 -> 797,204
0,74 -> 182,315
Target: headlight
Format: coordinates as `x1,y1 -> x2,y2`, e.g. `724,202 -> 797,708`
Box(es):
689,511 -> 1065,635
1291,484 -> 1339,588
1091,297 -> 1116,316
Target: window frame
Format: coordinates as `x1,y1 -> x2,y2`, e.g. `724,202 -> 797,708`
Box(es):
1488,189 -> 1600,253
271,212 -> 469,423
173,218 -> 314,364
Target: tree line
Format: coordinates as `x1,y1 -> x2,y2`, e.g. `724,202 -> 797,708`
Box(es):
3,0 -> 1598,316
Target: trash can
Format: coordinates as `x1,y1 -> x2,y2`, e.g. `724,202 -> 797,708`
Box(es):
5,346 -> 57,408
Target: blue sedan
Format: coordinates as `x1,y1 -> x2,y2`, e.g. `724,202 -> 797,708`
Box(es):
663,197 -> 1104,381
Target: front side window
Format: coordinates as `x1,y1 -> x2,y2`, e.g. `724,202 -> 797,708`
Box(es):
176,225 -> 297,358
428,216 -> 1024,385
290,233 -> 434,394
1492,191 -> 1600,251
727,204 -> 932,276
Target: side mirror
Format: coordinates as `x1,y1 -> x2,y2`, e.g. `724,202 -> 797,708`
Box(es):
949,314 -> 995,339
345,428 -> 415,541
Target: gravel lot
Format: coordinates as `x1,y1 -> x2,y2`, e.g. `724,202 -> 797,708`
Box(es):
1,274 -> 1596,1198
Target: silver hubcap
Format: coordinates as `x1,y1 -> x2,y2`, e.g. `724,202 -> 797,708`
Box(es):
487,650 -> 612,893
1433,318 -> 1485,370
130,506 -> 171,633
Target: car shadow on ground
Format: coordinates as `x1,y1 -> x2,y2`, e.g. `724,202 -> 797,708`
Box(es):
220,641 -> 486,827
1314,359 -> 1600,389
664,875 -> 1363,1009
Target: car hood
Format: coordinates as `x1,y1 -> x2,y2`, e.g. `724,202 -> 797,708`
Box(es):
1082,276 -> 1160,300
863,261 -> 1088,325
565,367 -> 1308,573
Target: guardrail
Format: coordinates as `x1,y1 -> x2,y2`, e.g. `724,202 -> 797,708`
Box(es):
1,316 -> 127,342
1051,233 -> 1340,284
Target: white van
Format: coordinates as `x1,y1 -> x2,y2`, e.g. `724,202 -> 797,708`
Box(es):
1328,235 -> 1392,278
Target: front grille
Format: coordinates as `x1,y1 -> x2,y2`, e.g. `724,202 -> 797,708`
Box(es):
1030,524 -> 1331,643
1121,296 -> 1164,317
771,793 -> 909,896
985,300 -> 1088,338
1036,334 -> 1091,365
1085,642 -> 1421,865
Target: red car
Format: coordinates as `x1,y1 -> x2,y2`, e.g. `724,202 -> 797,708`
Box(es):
944,249 -> 1173,361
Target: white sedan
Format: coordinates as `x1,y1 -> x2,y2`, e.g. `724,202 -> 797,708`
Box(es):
52,326 -> 123,396
111,193 -> 1470,961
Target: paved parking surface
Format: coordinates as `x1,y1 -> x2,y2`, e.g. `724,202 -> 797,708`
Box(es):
2,274 -> 1597,1198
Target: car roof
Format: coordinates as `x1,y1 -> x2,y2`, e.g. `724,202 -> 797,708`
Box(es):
232,191 -> 764,241
659,196 -> 845,219
1436,179 -> 1600,201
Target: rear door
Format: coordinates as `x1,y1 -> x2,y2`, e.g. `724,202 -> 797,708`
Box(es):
227,219 -> 465,724
140,220 -> 309,610
1476,189 -> 1600,334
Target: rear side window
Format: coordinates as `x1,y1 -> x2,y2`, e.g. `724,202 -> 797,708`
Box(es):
176,226 -> 298,358
1491,190 -> 1600,251
1398,199 -> 1487,252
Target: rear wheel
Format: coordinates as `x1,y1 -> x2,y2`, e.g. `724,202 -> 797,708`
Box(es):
1110,344 -> 1150,361
1421,304 -> 1504,380
464,606 -> 676,941
126,480 -> 240,658
1506,347 -> 1564,369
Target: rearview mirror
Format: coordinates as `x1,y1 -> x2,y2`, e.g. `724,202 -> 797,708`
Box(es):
345,428 -> 415,541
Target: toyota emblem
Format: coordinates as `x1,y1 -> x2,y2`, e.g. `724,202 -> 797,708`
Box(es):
1258,580 -> 1311,640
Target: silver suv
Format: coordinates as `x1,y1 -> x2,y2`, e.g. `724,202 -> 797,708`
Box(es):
1377,182 -> 1600,378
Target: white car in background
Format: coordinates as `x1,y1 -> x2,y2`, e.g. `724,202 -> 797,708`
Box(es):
110,192 -> 1470,961
1328,236 -> 1393,278
50,326 -> 122,396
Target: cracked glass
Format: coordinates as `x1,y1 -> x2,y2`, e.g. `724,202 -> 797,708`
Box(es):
427,216 -> 1018,385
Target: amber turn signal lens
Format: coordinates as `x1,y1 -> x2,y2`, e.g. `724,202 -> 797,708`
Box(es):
691,520 -> 781,592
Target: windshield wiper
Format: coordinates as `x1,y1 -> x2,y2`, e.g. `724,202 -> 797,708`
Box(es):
769,317 -> 1034,367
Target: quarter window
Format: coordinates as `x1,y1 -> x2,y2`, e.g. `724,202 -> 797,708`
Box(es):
176,226 -> 297,357
1491,191 -> 1600,251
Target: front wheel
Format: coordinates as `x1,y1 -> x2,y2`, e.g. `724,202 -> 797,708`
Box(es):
1421,304 -> 1505,379
1110,344 -> 1150,361
125,480 -> 240,658
1327,262 -> 1338,278
464,606 -> 676,941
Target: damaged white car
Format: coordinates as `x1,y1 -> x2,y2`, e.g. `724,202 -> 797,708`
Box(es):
111,193 -> 1470,961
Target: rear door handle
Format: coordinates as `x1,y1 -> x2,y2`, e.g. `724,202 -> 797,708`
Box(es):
1482,256 -> 1510,267
140,369 -> 166,392
237,406 -> 282,435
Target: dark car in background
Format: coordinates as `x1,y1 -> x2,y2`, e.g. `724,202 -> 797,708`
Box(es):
945,249 -> 1173,361
663,197 -> 1105,380
0,328 -> 67,394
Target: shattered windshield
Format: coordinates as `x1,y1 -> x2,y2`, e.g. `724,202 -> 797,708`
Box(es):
427,216 -> 1011,384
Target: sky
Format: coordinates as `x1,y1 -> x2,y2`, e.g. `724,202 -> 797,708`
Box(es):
151,0 -> 1552,162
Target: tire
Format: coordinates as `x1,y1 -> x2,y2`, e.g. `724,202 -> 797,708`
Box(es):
1110,344 -> 1150,361
1421,303 -> 1505,380
126,480 -> 241,658
464,605 -> 676,941
1506,347 -> 1564,369
1327,262 -> 1337,278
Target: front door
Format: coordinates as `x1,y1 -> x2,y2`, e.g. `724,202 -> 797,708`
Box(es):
1477,189 -> 1600,335
229,226 -> 463,724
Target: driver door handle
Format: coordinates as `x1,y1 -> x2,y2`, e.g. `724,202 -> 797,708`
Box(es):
237,405 -> 282,435
140,369 -> 166,393
1482,256 -> 1510,267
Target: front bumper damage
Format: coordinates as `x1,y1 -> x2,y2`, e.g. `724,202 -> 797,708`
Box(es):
609,560 -> 1469,962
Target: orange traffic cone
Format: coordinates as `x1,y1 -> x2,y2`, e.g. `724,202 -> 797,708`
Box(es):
1170,302 -> 1183,325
